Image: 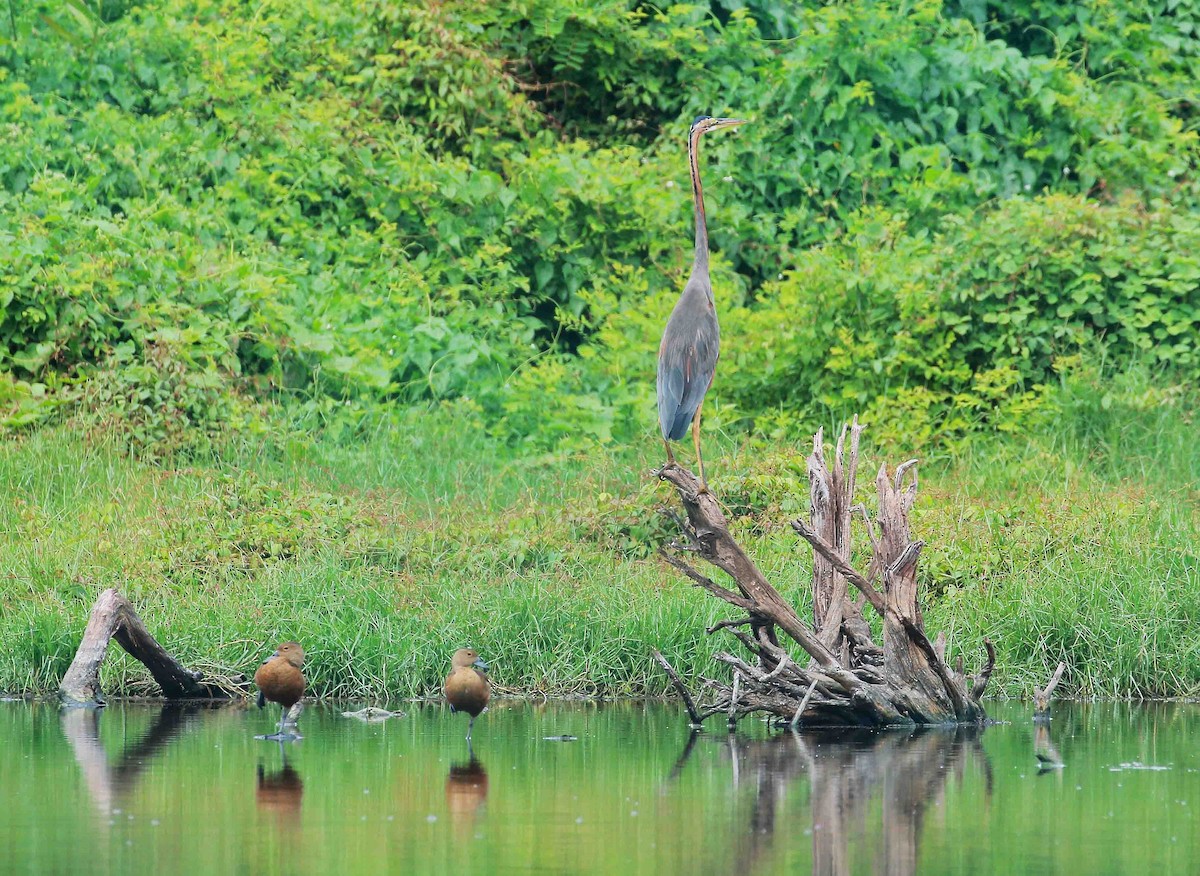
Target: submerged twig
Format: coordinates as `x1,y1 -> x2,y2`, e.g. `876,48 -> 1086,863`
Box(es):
790,678 -> 819,730
651,648 -> 704,727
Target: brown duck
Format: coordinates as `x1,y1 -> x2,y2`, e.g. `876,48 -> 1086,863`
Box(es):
444,648 -> 490,742
254,641 -> 306,738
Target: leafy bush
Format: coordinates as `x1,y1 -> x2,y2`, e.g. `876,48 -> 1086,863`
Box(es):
69,338 -> 252,458
153,468 -> 361,583
0,373 -> 60,429
569,191 -> 1200,453
947,0 -> 1200,121
721,193 -> 1200,444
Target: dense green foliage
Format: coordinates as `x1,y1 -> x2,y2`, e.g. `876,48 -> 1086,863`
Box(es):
2,0 -> 1197,450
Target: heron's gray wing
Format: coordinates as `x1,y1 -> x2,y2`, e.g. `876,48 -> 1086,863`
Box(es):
657,336 -> 686,440
657,299 -> 720,441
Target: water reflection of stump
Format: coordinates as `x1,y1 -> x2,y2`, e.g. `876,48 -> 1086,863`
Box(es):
256,762 -> 304,826
682,726 -> 992,876
445,757 -> 488,824
61,703 -> 207,813
1034,723 -> 1064,773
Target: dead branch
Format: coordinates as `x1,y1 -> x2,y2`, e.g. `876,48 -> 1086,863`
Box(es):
972,640 -> 997,702
791,518 -> 888,617
707,617 -> 754,635
656,465 -> 839,669
658,548 -> 756,612
728,671 -> 742,729
791,679 -> 820,730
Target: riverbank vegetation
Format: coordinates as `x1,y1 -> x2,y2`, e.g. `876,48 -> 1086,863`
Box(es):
1,0 -> 1197,698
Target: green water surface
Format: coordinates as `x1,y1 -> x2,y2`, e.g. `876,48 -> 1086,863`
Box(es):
0,700 -> 1196,874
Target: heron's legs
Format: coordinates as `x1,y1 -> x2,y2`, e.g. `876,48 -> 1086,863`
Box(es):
663,438 -> 676,467
692,401 -> 708,493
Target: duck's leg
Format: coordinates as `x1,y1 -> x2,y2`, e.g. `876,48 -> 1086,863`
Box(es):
466,714 -> 475,743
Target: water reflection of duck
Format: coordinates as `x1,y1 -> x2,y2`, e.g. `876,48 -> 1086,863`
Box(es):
444,649 -> 490,743
445,757 -> 489,823
254,642 -> 306,739
256,762 -> 304,824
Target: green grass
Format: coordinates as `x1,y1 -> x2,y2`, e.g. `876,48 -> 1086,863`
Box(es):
2,369 -> 1198,701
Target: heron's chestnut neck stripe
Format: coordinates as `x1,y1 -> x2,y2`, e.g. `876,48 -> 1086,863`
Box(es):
688,124 -> 709,281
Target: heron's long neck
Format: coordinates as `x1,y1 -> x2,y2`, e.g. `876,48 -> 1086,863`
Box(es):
688,126 -> 709,279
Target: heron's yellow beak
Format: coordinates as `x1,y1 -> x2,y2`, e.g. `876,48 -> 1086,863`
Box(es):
709,118 -> 749,130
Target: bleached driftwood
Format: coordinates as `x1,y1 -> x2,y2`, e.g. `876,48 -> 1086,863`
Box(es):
59,588 -> 245,705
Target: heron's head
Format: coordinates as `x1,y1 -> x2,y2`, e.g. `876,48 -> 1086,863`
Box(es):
691,116 -> 749,136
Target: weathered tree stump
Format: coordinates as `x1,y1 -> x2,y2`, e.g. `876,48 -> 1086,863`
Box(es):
655,418 -> 993,727
59,588 -> 245,705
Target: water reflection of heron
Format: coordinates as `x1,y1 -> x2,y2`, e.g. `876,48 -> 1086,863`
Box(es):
667,727 -> 993,876
445,756 -> 489,825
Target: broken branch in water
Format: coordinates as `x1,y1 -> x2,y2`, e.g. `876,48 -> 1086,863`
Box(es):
1033,661 -> 1066,721
650,648 -> 704,728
